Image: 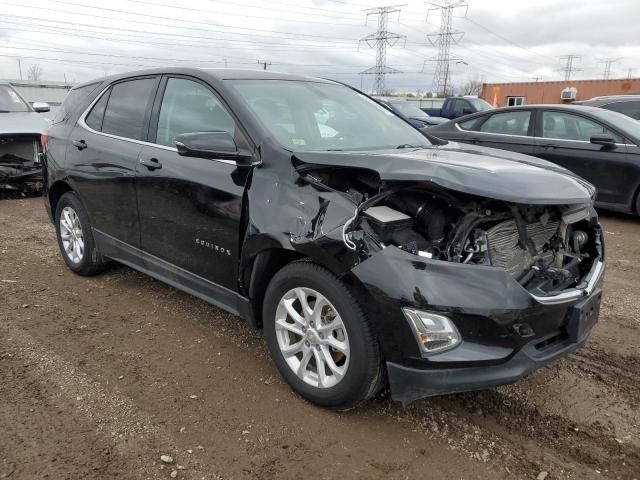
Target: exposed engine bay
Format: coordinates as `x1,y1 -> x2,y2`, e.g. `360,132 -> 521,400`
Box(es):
0,135 -> 42,198
298,165 -> 601,297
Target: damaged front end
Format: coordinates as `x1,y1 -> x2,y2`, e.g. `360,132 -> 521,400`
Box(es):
0,135 -> 43,199
294,151 -> 604,403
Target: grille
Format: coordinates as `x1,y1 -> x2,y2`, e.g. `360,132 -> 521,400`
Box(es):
486,219 -> 561,278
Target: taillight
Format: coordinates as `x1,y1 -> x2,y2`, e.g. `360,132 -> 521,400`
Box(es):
40,132 -> 49,152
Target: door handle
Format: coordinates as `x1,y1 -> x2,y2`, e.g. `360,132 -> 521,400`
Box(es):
139,157 -> 162,170
72,139 -> 87,150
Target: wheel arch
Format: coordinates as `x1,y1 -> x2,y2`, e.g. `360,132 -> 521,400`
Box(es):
48,180 -> 73,217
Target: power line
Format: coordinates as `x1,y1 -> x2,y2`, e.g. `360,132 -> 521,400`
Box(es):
359,5 -> 407,94
425,0 -> 468,95
599,57 -> 622,80
559,54 -> 582,81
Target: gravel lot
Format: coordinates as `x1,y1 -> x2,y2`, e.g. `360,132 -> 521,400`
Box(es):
1,197 -> 638,480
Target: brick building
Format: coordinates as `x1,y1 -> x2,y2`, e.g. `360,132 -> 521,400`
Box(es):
480,78 -> 640,107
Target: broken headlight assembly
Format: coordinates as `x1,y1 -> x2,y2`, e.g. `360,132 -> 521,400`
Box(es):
402,309 -> 461,354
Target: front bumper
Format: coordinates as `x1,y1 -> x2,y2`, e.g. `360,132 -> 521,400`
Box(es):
349,242 -> 605,404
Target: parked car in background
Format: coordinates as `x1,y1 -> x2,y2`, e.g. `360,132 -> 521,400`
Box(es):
429,104 -> 640,214
574,95 -> 640,120
376,98 -> 448,127
0,80 -> 50,197
43,68 -> 604,409
421,96 -> 493,119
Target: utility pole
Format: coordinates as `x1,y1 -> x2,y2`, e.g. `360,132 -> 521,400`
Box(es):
257,60 -> 271,70
599,57 -> 621,79
626,68 -> 635,79
16,57 -> 23,80
359,5 -> 406,95
559,54 -> 582,81
424,1 -> 468,97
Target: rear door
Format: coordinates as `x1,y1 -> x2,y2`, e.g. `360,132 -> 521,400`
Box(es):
463,110 -> 535,155
67,76 -> 159,247
135,75 -> 250,291
532,110 -> 631,206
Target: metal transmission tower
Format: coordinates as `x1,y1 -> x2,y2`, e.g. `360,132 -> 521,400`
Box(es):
359,5 -> 406,94
425,0 -> 468,96
599,57 -> 622,79
559,54 -> 582,81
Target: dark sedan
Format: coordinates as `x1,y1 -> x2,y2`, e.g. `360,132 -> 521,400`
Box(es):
574,95 -> 640,120
429,104 -> 640,215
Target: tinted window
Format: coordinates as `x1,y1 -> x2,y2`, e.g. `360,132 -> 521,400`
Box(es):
156,78 -> 235,148
102,78 -> 156,140
85,88 -> 110,131
52,82 -> 100,124
0,85 -> 29,112
541,111 -> 620,142
479,111 -> 530,136
603,101 -> 640,120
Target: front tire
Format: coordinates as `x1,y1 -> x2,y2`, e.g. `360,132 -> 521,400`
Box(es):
55,192 -> 108,276
263,261 -> 384,410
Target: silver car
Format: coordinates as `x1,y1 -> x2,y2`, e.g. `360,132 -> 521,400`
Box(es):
0,80 -> 50,197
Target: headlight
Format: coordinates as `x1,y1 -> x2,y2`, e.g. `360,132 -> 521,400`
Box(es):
402,309 -> 461,354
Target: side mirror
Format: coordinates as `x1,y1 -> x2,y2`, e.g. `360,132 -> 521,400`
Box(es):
175,131 -> 253,164
462,107 -> 473,115
590,134 -> 616,149
32,102 -> 50,113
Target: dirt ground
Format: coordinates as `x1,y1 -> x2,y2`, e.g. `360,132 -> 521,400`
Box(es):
0,197 -> 638,480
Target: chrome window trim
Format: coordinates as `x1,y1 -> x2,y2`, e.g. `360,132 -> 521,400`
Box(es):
531,260 -> 605,305
77,84 -> 259,167
453,122 -> 636,147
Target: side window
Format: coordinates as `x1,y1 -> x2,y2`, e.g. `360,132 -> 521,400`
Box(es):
479,111 -> 531,136
85,88 -> 110,131
604,101 -> 640,120
52,82 -> 100,124
541,111 -> 620,142
101,78 -> 157,140
156,78 -> 235,148
451,99 -> 465,114
459,117 -> 481,130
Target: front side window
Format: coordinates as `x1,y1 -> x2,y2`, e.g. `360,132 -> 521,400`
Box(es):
479,111 -> 531,136
0,85 -> 29,112
603,100 -> 640,120
541,111 -> 619,142
156,78 -> 236,148
451,99 -> 468,114
101,78 -> 157,140
227,80 -> 431,152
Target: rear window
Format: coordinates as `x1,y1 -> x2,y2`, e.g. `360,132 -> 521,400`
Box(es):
52,82 -> 100,124
603,100 -> 640,120
101,78 -> 157,140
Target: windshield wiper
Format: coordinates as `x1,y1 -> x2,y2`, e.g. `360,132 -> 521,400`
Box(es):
396,144 -> 425,149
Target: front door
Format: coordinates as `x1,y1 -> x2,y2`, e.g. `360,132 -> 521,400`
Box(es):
135,76 -> 251,291
67,76 -> 159,247
533,110 -> 632,206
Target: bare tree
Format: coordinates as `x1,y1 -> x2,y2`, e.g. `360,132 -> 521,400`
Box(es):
27,64 -> 43,81
458,75 -> 484,96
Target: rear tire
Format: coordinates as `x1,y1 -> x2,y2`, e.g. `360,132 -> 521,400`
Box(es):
263,261 -> 384,410
55,192 -> 109,276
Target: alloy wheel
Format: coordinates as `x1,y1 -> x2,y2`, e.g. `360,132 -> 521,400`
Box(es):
275,287 -> 350,389
59,206 -> 84,264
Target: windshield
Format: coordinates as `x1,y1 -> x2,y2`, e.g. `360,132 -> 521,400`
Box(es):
0,85 -> 30,112
466,97 -> 493,112
391,102 -> 430,119
592,109 -> 640,141
228,80 -> 431,151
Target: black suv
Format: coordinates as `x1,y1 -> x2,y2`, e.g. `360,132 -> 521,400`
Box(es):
43,68 -> 605,409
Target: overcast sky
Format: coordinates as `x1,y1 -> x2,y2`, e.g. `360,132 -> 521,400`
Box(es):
0,0 -> 638,92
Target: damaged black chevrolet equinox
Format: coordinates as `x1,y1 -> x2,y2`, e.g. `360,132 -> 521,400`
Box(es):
43,69 -> 605,408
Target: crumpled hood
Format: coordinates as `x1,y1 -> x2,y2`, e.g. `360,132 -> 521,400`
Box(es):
293,141 -> 595,205
0,112 -> 50,136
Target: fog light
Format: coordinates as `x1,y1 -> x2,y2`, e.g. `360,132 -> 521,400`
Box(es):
402,309 -> 461,354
